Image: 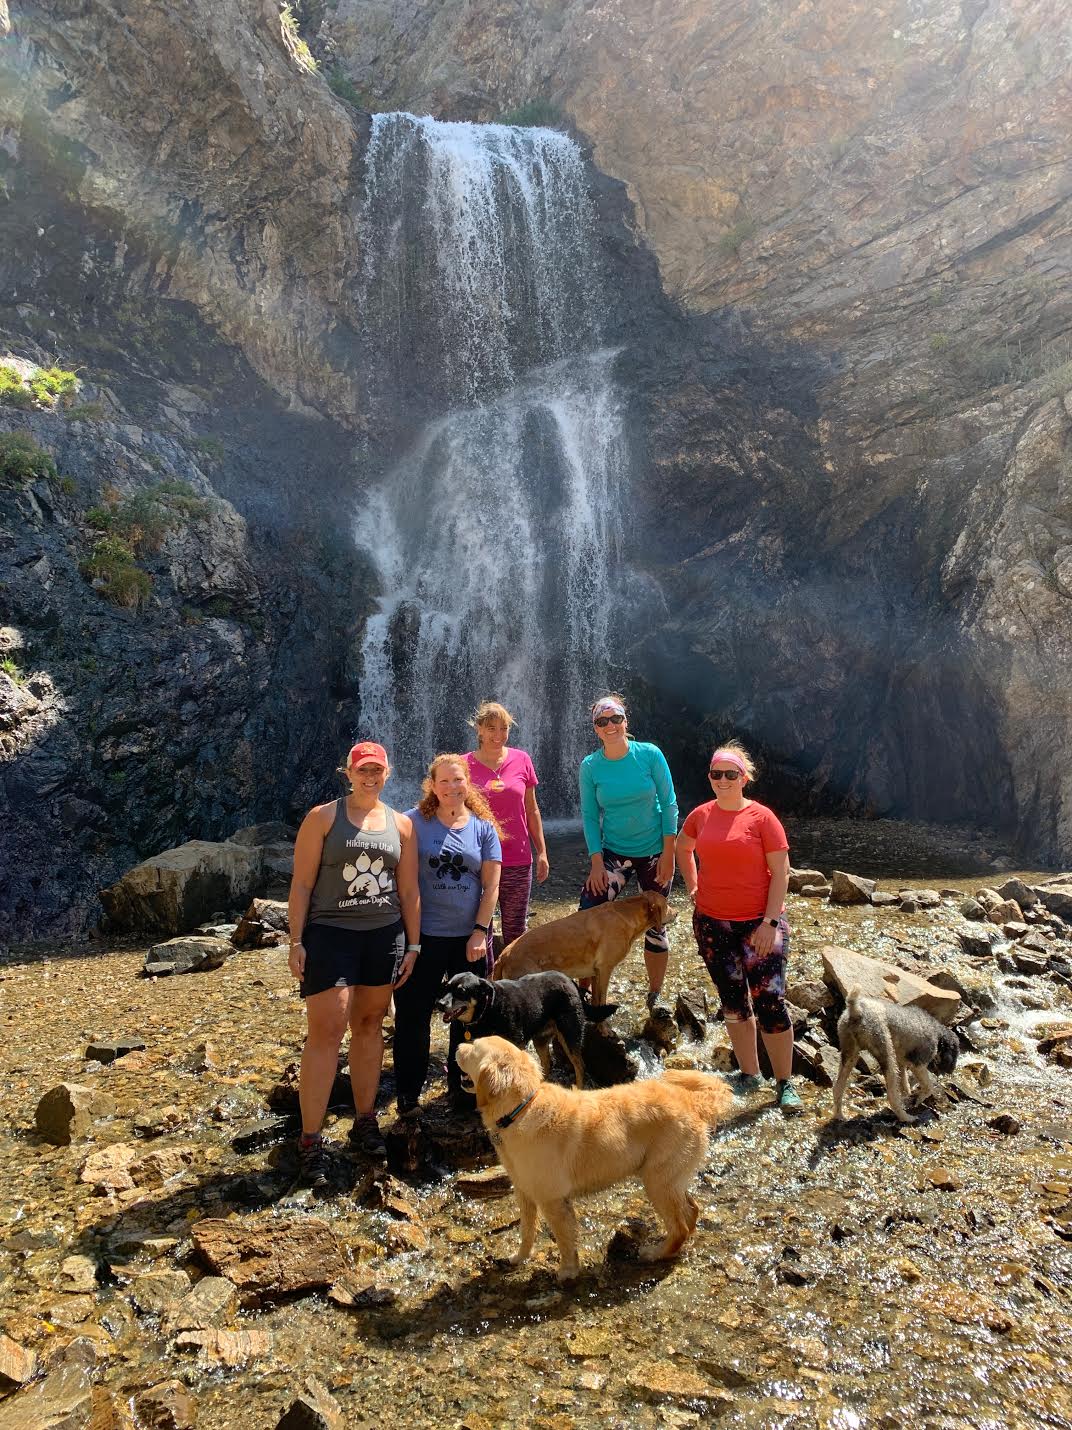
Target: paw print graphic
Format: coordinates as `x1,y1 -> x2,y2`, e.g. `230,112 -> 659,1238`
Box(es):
342,850 -> 393,898
429,852 -> 467,881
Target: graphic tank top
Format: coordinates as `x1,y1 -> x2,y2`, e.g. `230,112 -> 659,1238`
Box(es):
308,801 -> 402,931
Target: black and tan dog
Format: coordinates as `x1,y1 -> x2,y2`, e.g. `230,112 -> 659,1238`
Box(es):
437,971 -> 615,1088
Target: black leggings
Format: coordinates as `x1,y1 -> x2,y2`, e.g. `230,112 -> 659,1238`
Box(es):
392,934 -> 488,1110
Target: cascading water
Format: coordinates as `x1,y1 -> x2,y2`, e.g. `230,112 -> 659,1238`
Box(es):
357,113 -> 628,808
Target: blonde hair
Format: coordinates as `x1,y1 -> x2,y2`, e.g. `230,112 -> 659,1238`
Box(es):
417,753 -> 505,838
469,701 -> 515,739
712,739 -> 757,782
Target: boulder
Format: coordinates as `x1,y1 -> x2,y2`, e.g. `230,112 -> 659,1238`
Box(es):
192,1217 -> 345,1307
100,840 -> 264,935
1021,930 -> 1053,954
987,899 -> 1023,926
821,946 -> 961,1024
35,1083 -> 116,1145
786,979 -> 833,1014
975,888 -> 1002,909
131,1270 -> 192,1315
899,897 -> 919,914
1037,884 -> 1072,921
793,1039 -> 840,1088
163,1276 -> 239,1333
673,989 -> 708,1041
0,1333 -> 36,1391
233,898 -> 290,949
870,891 -> 899,907
900,889 -> 941,908
0,1357 -> 94,1430
829,871 -> 875,905
959,898 -> 987,921
276,1378 -> 346,1430
997,878 -> 1039,908
800,882 -> 832,898
581,1020 -> 638,1085
142,935 -> 231,976
133,1381 -> 197,1429
788,867 -> 826,894
1011,949 -> 1049,976
85,1037 -> 146,1064
1002,922 -> 1029,940
956,926 -> 1001,960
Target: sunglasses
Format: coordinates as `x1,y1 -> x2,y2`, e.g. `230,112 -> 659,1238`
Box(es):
709,769 -> 741,781
594,714 -> 625,728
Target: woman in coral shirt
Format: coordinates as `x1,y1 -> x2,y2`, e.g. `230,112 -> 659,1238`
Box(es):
676,741 -> 801,1114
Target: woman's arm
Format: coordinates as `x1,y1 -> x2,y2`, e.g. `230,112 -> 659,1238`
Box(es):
675,829 -> 699,903
750,850 -> 790,955
393,812 -> 421,988
650,747 -> 678,887
579,760 -> 608,894
524,785 -> 549,882
287,807 -> 328,979
467,860 -> 502,963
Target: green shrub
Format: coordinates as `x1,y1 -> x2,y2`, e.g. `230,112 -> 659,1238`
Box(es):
67,402 -> 106,422
281,3 -> 317,71
80,536 -> 152,609
0,432 -> 58,484
716,216 -> 758,258
59,476 -> 77,496
0,655 -> 24,683
499,99 -> 564,129
328,65 -> 367,107
84,480 -> 210,554
193,436 -> 225,462
29,366 -> 77,406
0,365 -> 33,409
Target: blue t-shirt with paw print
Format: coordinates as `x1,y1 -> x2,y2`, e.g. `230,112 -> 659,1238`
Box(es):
407,810 -> 502,937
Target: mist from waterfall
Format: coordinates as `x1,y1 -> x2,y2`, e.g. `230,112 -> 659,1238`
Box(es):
357,113 -> 629,808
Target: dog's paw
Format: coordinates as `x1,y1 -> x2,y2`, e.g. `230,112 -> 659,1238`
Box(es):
896,1111 -> 917,1124
556,1264 -> 581,1284
508,1251 -> 530,1268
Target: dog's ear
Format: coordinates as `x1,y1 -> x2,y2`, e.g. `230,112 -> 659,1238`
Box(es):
474,1047 -> 513,1100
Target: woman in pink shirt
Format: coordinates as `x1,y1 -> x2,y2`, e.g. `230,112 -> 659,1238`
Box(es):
465,701 -> 549,952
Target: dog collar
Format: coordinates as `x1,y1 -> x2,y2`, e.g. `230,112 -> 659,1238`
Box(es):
495,1091 -> 537,1131
462,985 -> 496,1041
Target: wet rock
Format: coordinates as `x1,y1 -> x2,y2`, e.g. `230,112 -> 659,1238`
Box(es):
142,935 -> 232,977
131,1269 -> 192,1315
793,1039 -> 840,1088
639,1005 -> 678,1055
1021,930 -> 1054,954
174,1328 -> 273,1366
923,1167 -> 960,1191
627,1360 -> 733,1410
959,898 -> 987,921
132,1380 -> 197,1429
101,839 -> 264,935
1012,949 -> 1050,976
786,979 -> 833,1014
0,1332 -> 36,1390
84,1037 -> 146,1064
1038,1030 -> 1072,1067
787,867 -> 826,893
384,1221 -> 429,1254
673,988 -> 708,1041
925,1285 -> 1013,1333
267,1057 -> 352,1113
163,1276 -> 238,1332
870,891 -> 900,907
581,1020 -> 638,1085
58,1255 -> 100,1294
998,878 -> 1039,908
829,870 -> 875,905
988,899 -> 1023,926
192,1217 -> 345,1306
1002,921 -> 1030,939
956,926 -> 1001,959
455,1167 -> 513,1199
233,898 -> 290,949
327,1273 -> 397,1309
1037,883 -> 1072,921
821,946 -> 960,1023
0,1355 -> 94,1430
987,1113 -> 1022,1136
366,1173 -> 421,1221
35,1083 -> 116,1145
899,897 -> 919,913
81,1144 -> 137,1192
800,882 -> 832,898
975,888 -> 1002,911
276,1377 -> 345,1430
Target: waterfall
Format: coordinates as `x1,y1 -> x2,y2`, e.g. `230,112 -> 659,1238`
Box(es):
357,113 -> 628,809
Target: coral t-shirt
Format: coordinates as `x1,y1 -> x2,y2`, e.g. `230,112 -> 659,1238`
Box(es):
465,748 -> 538,868
681,800 -> 789,920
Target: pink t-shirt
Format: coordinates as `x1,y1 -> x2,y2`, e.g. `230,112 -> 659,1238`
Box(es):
465,748 -> 538,868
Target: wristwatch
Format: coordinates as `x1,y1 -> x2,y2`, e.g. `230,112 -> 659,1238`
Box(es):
473,921 -> 490,934
405,943 -> 421,953
766,918 -> 779,928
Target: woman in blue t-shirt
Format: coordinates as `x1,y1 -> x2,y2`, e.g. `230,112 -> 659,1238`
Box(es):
578,693 -> 679,1010
395,753 -> 503,1115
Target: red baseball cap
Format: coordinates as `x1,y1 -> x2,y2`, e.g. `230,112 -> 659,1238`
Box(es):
348,741 -> 388,769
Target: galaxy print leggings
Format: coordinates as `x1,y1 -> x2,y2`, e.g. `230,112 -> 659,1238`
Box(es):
692,911 -> 792,1034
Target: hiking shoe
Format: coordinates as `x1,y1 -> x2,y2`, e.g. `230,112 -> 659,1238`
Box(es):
776,1079 -> 803,1115
296,1133 -> 333,1189
645,989 -> 666,1012
348,1113 -> 387,1158
729,1071 -> 765,1096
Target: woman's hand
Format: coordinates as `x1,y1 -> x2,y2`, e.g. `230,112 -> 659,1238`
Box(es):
535,852 -> 550,884
750,921 -> 777,957
393,948 -> 419,989
287,941 -> 306,979
584,855 -> 608,897
685,886 -> 698,906
655,850 -> 675,890
466,930 -> 488,963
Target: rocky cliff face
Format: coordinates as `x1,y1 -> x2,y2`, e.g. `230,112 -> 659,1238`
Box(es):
322,0 -> 1072,856
1,0 -> 1070,939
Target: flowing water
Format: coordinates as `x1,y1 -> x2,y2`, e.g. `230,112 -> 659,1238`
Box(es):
357,114 -> 629,807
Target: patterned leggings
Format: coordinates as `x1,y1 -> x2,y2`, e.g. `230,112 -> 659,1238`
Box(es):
692,911 -> 791,1034
496,864 -> 533,947
578,850 -> 672,955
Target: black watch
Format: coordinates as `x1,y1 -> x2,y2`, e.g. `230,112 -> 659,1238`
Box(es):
473,922 -> 490,934
766,918 -> 779,928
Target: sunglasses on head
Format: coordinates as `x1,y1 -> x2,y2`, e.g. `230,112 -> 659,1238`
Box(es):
709,768 -> 741,781
594,714 -> 625,728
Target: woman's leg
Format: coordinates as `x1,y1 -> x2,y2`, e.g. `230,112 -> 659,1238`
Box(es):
744,918 -> 794,1080
347,983 -> 395,1116
693,913 -> 759,1074
391,936 -> 449,1112
577,851 -> 632,910
498,864 -> 534,946
299,987 -> 352,1135
635,855 -> 673,1000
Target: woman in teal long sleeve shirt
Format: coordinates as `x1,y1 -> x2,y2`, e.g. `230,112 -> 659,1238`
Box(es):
578,693 -> 679,1008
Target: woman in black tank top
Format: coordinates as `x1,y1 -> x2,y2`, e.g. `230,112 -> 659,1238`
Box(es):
286,741 -> 421,1186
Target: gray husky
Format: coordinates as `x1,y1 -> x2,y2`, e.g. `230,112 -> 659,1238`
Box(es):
832,985 -> 959,1123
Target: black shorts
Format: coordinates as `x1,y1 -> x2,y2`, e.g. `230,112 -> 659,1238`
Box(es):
300,920 -> 405,999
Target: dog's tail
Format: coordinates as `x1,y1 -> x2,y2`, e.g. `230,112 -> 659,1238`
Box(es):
663,1069 -> 734,1123
583,1003 -> 618,1024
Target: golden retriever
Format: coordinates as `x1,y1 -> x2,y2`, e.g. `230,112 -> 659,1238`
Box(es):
454,1034 -> 732,1281
490,892 -> 677,1007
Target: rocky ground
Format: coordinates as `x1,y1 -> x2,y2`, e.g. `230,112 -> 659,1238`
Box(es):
1,827 -> 1071,1427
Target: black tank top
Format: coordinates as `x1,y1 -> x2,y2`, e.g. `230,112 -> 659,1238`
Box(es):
308,801 -> 402,931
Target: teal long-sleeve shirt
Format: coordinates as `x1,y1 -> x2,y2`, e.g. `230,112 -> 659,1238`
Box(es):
578,741 -> 679,858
